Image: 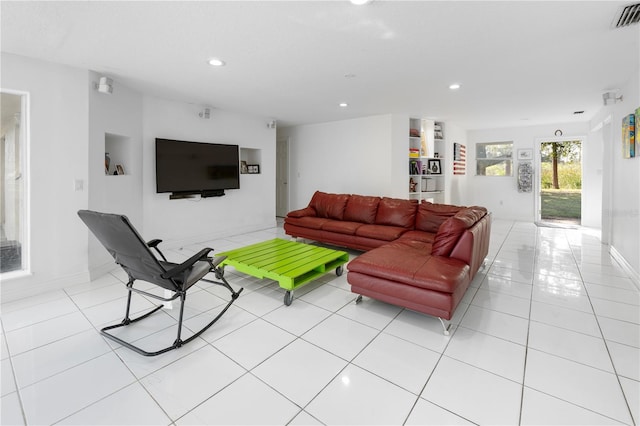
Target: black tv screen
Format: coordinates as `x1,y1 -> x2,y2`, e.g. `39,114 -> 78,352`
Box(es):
155,138 -> 240,195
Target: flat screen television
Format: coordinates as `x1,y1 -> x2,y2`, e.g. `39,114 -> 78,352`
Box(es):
155,138 -> 240,198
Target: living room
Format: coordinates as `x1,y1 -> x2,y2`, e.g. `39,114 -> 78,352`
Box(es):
1,1 -> 639,425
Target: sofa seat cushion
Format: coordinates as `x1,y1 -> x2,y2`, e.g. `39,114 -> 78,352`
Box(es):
375,197 -> 417,228
348,240 -> 469,293
355,224 -> 408,241
398,230 -> 435,244
343,195 -> 380,224
284,216 -> 331,230
321,220 -> 363,235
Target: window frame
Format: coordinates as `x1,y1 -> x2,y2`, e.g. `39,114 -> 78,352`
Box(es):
475,141 -> 514,177
1,89 -> 31,279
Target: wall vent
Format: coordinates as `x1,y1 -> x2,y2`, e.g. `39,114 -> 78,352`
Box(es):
614,3 -> 640,28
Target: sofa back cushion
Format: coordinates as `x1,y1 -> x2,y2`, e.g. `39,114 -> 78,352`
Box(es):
309,191 -> 350,220
432,208 -> 487,257
343,195 -> 380,224
415,202 -> 464,233
375,197 -> 417,229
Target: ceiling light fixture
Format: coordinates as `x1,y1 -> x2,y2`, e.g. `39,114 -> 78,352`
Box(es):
208,58 -> 226,67
350,0 -> 372,5
449,83 -> 461,90
339,102 -> 348,108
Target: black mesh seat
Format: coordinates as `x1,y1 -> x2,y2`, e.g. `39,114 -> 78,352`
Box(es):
78,210 -> 243,356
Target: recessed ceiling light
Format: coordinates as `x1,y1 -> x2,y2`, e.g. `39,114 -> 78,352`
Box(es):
208,58 -> 226,67
339,102 -> 348,108
449,83 -> 461,90
350,0 -> 372,5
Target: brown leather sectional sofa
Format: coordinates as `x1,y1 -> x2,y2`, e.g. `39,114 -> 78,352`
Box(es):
284,191 -> 491,333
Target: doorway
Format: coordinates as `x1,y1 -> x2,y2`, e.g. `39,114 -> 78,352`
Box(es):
276,138 -> 289,217
536,138 -> 583,227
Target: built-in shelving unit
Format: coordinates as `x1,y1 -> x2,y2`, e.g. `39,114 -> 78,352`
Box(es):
408,118 -> 445,203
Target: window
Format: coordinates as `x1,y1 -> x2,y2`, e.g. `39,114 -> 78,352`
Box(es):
1,90 -> 28,275
476,141 -> 513,176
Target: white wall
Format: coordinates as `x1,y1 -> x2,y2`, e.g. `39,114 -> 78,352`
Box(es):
1,53 -> 90,301
596,65 -> 640,278
467,122 -> 590,221
142,97 -> 277,247
279,114 -> 408,210
444,122 -> 468,206
88,71 -> 143,276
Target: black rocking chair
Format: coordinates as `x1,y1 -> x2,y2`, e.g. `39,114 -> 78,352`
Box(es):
78,210 -> 243,356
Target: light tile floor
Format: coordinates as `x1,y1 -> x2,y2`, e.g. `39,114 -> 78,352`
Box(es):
1,220 -> 639,425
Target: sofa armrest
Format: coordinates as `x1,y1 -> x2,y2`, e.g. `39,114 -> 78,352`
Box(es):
287,206 -> 316,218
450,212 -> 491,278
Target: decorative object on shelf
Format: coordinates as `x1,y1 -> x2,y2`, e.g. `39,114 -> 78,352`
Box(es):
422,177 -> 436,192
105,152 -> 111,175
248,164 -> 260,174
409,177 -> 417,192
241,161 -> 248,174
453,143 -> 466,175
409,160 -> 420,175
409,148 -> 420,158
116,164 -> 125,175
517,149 -> 533,160
427,159 -> 441,175
434,152 -> 439,158
517,161 -> 533,193
410,128 -> 420,137
622,112 -> 635,158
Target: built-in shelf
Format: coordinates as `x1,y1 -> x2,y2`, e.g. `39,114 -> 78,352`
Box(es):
240,147 -> 261,174
105,133 -> 130,176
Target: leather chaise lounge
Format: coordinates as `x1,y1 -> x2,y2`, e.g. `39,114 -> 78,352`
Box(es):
284,191 -> 491,334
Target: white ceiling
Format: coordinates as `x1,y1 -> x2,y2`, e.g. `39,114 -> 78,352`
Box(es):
1,1 -> 638,130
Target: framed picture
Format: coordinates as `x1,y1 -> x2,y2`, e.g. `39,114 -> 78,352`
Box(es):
240,161 -> 248,174
518,149 -> 533,160
115,164 -> 125,175
248,164 -> 260,174
427,159 -> 441,175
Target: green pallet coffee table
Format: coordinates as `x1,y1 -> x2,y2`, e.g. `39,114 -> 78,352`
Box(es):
218,238 -> 349,306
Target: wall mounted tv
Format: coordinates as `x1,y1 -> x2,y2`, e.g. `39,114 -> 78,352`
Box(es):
155,138 -> 240,198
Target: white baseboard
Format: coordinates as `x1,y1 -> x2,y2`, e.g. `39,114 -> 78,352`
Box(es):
610,246 -> 640,291
1,270 -> 91,303
159,220 -> 278,251
1,221 -> 278,304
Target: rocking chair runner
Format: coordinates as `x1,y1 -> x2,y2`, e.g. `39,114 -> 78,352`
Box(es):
78,210 -> 243,356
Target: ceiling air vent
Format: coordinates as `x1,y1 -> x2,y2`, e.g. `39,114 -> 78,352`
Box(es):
614,3 -> 640,28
